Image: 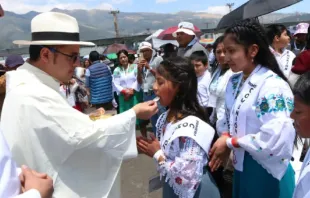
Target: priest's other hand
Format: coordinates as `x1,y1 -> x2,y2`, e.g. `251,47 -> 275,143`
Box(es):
20,165 -> 54,198
133,101 -> 158,120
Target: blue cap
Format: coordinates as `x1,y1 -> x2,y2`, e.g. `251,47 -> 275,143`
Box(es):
5,55 -> 24,68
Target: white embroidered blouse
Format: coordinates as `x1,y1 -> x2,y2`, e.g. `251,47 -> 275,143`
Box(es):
155,111 -> 214,198
218,67 -> 295,180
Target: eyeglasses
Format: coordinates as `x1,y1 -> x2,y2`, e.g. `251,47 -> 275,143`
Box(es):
41,46 -> 80,64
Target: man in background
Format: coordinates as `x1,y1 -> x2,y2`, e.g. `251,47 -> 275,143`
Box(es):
291,23 -> 309,56
137,42 -> 164,136
85,51 -> 114,110
173,21 -> 208,58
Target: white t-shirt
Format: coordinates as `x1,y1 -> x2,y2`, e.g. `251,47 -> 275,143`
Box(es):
270,47 -> 296,79
197,70 -> 211,108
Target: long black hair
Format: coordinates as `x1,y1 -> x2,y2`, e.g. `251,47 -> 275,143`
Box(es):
157,57 -> 208,122
224,19 -> 287,82
265,24 -> 287,45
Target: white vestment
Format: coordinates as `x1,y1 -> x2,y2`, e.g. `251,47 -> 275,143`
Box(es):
0,129 -> 41,198
1,62 -> 138,198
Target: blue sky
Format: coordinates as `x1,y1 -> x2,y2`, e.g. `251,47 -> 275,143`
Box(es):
2,0 -> 309,14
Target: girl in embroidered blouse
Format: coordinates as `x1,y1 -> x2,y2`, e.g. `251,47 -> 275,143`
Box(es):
266,24 -> 296,86
209,36 -> 234,131
137,57 -> 220,198
210,19 -> 296,198
291,72 -> 310,198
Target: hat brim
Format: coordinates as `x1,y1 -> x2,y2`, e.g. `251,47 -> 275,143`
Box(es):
13,40 -> 95,46
172,29 -> 196,37
139,46 -> 153,51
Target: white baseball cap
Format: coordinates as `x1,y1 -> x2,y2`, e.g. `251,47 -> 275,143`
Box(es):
138,41 -> 153,51
172,22 -> 196,37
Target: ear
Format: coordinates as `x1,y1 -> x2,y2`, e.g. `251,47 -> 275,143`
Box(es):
40,48 -> 51,64
274,35 -> 280,43
248,44 -> 259,60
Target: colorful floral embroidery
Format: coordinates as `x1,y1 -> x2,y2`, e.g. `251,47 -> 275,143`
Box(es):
280,158 -> 288,164
231,75 -> 241,94
255,94 -> 293,118
175,177 -> 183,185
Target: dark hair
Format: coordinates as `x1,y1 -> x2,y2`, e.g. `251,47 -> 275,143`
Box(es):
266,24 -> 287,45
29,45 -> 42,61
206,44 -> 213,49
117,49 -> 129,60
225,19 -> 287,82
213,36 -> 225,53
89,51 -> 100,62
190,51 -> 208,65
293,72 -> 310,105
157,56 -> 208,122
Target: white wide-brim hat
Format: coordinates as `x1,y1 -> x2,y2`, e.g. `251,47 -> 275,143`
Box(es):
13,12 -> 95,46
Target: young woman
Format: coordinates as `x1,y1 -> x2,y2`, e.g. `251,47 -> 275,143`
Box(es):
208,36 -> 234,131
59,79 -> 80,111
113,50 -> 144,132
266,24 -> 296,83
137,57 -> 220,198
83,59 -> 90,68
291,72 -> 310,198
210,19 -> 296,198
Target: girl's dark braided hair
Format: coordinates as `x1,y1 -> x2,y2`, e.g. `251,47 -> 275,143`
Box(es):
157,57 -> 209,122
224,19 -> 288,82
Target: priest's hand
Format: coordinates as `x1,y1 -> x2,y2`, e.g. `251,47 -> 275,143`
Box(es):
133,101 -> 158,120
209,136 -> 231,172
19,165 -> 54,198
137,134 -> 161,158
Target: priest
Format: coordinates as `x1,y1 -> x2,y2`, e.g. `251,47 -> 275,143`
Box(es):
1,12 -> 158,198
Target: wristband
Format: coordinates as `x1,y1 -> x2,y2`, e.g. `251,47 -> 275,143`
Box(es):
226,138 -> 234,149
226,137 -> 239,149
153,150 -> 165,162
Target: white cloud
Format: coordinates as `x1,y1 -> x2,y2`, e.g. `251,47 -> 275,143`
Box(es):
111,0 -> 131,4
1,0 -> 115,14
156,0 -> 177,4
97,3 -> 114,10
201,5 -> 230,15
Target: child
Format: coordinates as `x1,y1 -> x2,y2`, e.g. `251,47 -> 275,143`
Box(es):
136,57 -> 220,198
291,72 -> 310,198
190,51 -> 212,110
266,24 -> 296,81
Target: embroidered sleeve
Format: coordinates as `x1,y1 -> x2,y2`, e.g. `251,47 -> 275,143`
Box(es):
216,107 -> 229,136
158,137 -> 207,198
112,67 -> 125,94
237,83 -> 295,180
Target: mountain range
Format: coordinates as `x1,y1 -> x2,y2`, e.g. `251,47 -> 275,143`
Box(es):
0,8 -> 309,49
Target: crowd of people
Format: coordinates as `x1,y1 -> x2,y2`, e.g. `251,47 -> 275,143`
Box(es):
1,5 -> 310,198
